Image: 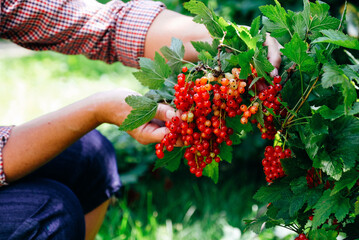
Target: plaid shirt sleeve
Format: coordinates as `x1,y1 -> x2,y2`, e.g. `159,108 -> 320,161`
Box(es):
0,126 -> 13,186
0,0 -> 165,68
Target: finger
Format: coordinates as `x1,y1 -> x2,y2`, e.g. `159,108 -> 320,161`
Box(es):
136,120 -> 184,146
131,124 -> 169,145
267,40 -> 282,69
264,35 -> 283,77
154,103 -> 180,122
269,68 -> 279,78
150,118 -> 165,127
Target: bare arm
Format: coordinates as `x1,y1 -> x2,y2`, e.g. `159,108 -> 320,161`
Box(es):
2,89 -> 175,182
144,9 -> 211,62
144,9 -> 282,72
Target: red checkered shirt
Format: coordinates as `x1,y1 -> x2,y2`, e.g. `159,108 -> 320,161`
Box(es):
0,127 -> 12,186
0,0 -> 165,186
0,0 -> 165,67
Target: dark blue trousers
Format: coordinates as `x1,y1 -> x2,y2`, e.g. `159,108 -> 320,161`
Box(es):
0,130 -> 121,240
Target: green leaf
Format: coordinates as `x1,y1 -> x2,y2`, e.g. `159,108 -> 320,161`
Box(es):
322,63 -> 350,88
292,11 -> 307,40
312,189 -> 350,228
191,39 -> 219,57
259,0 -> 292,37
330,116 -> 359,171
253,181 -> 290,204
289,194 -> 306,217
310,114 -> 328,135
306,188 -> 323,208
331,169 -> 359,196
280,33 -> 315,73
341,78 -> 357,114
342,64 -> 359,85
119,95 -> 158,131
154,147 -> 184,172
318,105 -> 344,120
312,29 -> 359,50
299,125 -> 322,160
281,157 -> 307,178
219,143 -> 232,163
315,150 -> 343,181
308,229 -> 340,240
301,0 -> 311,30
227,49 -> 255,79
160,38 -> 185,73
236,26 -> 260,50
183,0 -> 223,38
355,197 -> 359,215
133,52 -> 171,90
321,63 -> 357,113
244,216 -> 272,234
203,161 -> 219,184
250,16 -> 261,37
253,101 -> 265,127
253,48 -> 274,81
281,77 -> 302,109
261,16 -> 288,39
226,115 -> 253,134
349,102 -> 359,116
229,133 -> 241,145
218,52 -> 233,73
145,77 -> 176,102
308,2 -> 340,39
290,176 -> 308,195
331,116 -> 359,153
198,50 -> 213,64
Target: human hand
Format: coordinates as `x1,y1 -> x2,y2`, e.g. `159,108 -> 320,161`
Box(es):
126,103 -> 179,145
264,33 -> 283,77
92,88 -> 178,145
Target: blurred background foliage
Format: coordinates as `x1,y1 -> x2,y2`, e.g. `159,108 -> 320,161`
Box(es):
0,0 -> 358,239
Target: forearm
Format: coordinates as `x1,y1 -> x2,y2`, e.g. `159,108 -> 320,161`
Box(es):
2,95 -> 101,182
145,9 -> 212,62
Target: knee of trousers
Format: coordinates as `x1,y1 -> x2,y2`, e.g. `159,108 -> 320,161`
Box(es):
0,178 -> 85,240
74,130 -> 122,212
30,129 -> 122,213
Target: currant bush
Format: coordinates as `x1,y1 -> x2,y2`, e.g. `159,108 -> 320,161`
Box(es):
128,1 -> 359,238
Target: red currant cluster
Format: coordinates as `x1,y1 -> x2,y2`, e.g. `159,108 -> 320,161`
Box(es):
306,168 -> 334,191
306,167 -> 321,188
156,66 -> 257,177
262,145 -> 291,183
155,116 -> 181,159
295,233 -> 308,240
256,76 -> 287,140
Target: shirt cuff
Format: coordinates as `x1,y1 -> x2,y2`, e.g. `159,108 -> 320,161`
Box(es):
0,126 -> 14,186
115,0 -> 166,68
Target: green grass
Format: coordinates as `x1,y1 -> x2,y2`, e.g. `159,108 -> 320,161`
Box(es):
0,50 -> 143,125
0,49 -> 297,240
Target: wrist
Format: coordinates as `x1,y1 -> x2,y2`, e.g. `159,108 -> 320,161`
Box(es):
89,89 -> 139,127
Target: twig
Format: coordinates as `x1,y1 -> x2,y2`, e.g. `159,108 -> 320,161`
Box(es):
284,76 -> 320,128
283,63 -> 297,86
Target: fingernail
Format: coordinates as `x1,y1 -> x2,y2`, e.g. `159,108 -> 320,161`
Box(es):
166,110 -> 176,120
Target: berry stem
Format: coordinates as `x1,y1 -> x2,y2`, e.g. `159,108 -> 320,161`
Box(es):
283,76 -> 320,129
283,63 -> 297,86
